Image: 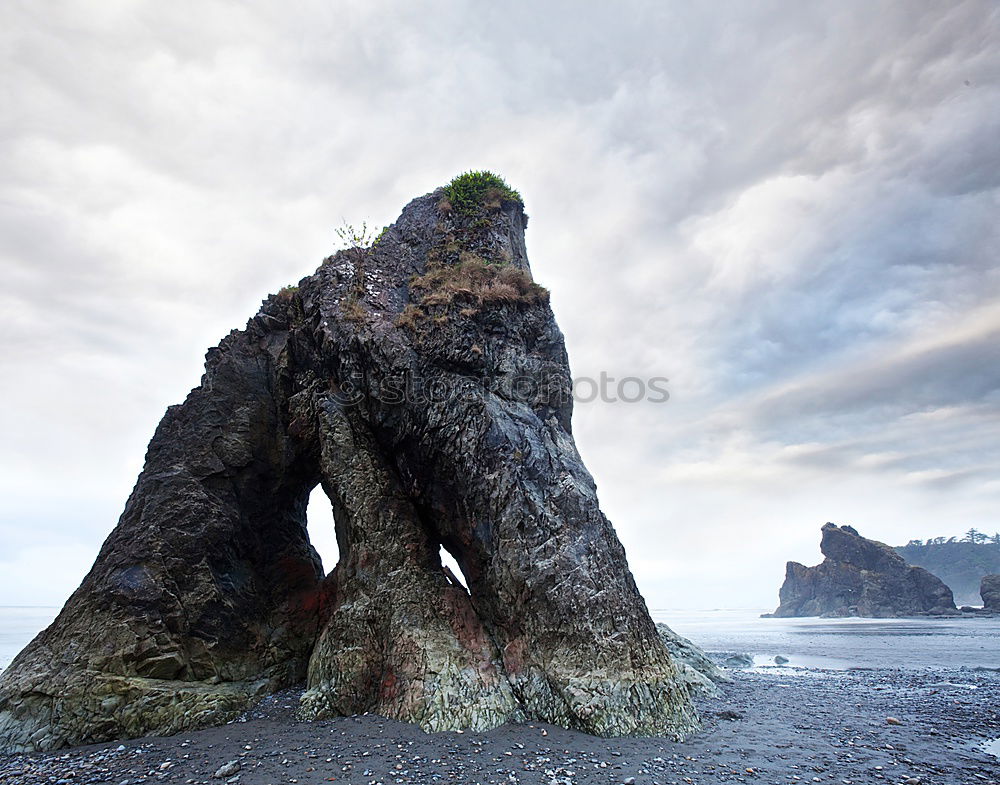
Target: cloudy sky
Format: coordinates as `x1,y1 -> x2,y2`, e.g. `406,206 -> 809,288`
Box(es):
2,1 -> 998,610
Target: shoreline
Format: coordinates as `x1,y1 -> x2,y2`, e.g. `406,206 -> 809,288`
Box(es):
2,665 -> 998,785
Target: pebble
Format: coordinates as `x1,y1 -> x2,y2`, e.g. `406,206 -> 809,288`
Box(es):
213,759 -> 241,778
2,672 -> 998,785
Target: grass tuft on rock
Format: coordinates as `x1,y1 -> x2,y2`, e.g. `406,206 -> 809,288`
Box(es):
407,257 -> 548,321
442,171 -> 522,215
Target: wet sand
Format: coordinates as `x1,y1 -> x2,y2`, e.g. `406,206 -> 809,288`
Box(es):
2,664 -> 998,785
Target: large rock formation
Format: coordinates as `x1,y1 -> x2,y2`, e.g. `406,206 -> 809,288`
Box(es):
981,574 -> 1000,611
769,523 -> 957,618
0,178 -> 697,753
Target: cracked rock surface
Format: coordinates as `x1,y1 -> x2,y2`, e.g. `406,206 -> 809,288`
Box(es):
0,187 -> 696,753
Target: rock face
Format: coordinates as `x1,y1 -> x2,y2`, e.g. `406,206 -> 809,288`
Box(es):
0,182 -> 697,753
770,523 -> 957,618
655,624 -> 730,697
981,575 -> 1000,610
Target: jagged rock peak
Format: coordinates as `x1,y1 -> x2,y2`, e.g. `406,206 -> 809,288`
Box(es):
0,175 -> 697,753
768,523 -> 957,618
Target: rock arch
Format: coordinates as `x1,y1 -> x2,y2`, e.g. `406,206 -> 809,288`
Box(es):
0,188 -> 697,752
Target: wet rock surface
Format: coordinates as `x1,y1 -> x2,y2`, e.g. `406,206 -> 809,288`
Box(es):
0,185 -> 695,753
770,524 -> 958,618
2,668 -> 997,785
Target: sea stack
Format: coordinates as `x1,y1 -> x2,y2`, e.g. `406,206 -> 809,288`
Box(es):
0,175 -> 697,753
769,523 -> 957,618
981,575 -> 1000,611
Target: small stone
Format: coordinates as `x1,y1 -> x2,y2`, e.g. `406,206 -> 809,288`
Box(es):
904,779 -> 921,785
623,778 -> 636,785
886,717 -> 902,726
213,760 -> 241,779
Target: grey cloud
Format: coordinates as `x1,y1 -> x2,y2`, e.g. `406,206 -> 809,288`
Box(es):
752,315 -> 1000,428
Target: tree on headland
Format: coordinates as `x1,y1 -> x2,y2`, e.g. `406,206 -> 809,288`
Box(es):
912,533 -> 998,548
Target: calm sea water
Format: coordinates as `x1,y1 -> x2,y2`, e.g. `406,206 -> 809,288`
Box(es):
1,607 -> 998,674
651,608 -> 1000,670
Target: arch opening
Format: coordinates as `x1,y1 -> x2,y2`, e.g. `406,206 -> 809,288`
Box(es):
305,485 -> 341,576
439,545 -> 469,592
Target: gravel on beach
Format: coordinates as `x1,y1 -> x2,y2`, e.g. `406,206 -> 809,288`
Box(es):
2,667 -> 998,785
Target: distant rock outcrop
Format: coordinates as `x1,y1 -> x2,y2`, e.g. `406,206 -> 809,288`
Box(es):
769,523 -> 957,618
981,575 -> 1000,611
0,176 -> 697,753
895,540 -> 1000,606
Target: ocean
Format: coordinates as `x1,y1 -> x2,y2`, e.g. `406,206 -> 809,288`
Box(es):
651,607 -> 1000,670
0,607 -> 58,670
2,606 -> 998,674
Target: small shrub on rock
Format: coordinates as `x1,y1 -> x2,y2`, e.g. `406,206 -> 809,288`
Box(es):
442,171 -> 522,215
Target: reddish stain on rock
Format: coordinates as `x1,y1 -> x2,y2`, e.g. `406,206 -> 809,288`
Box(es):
503,637 -> 527,674
380,669 -> 399,700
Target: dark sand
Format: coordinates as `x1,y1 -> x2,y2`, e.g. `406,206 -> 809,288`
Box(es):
3,666 -> 998,785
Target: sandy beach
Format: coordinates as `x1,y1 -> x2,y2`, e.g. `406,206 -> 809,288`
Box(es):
2,610 -> 998,785
2,668 -> 998,785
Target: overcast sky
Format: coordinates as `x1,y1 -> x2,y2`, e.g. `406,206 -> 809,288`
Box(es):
2,1 -> 998,610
